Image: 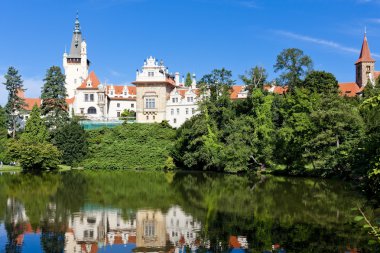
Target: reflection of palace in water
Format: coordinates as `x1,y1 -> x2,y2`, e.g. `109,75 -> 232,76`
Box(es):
63,206 -> 203,252
4,198 -> 253,252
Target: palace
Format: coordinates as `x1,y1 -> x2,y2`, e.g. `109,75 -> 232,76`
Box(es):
20,16 -> 378,127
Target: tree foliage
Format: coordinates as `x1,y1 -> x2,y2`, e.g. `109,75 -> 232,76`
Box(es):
21,104 -> 48,143
185,72 -> 192,87
41,66 -> 69,128
51,119 -> 88,166
3,66 -> 27,138
302,70 -> 339,94
239,66 -> 268,92
274,48 -> 313,91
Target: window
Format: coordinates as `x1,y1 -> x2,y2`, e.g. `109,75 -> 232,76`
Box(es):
146,115 -> 149,120
172,97 -> 178,103
87,107 -> 97,114
171,109 -> 174,115
124,92 -> 127,96
367,66 -> 371,71
174,118 -> 177,123
187,97 -> 193,102
192,108 -> 195,114
85,94 -> 89,102
84,230 -> 94,238
90,94 -> 94,102
144,221 -> 155,237
74,79 -> 77,84
110,91 -> 114,96
117,111 -> 121,117
177,108 -> 180,114
186,108 -> 189,115
153,115 -> 155,120
148,72 -> 154,77
117,103 -> 120,108
80,108 -> 84,114
145,98 -> 156,109
131,104 -> 135,108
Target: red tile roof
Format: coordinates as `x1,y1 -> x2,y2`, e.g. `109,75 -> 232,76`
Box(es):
78,71 -> 100,89
66,97 -> 75,105
229,236 -> 241,248
375,71 -> 380,80
338,82 -> 362,97
356,35 -> 375,64
24,98 -> 41,111
230,86 -> 244,100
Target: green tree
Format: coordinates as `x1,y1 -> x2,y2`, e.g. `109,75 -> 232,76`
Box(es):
7,140 -> 61,172
41,66 -> 68,128
198,68 -> 235,102
7,105 -> 61,172
120,109 -> 136,121
239,66 -> 268,92
0,106 -> 7,163
21,104 -> 48,143
3,66 -> 27,138
302,70 -> 339,94
51,119 -> 88,166
274,48 -> 313,91
185,72 -> 192,87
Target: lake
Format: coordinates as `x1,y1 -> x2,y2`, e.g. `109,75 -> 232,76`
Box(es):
0,170 -> 378,252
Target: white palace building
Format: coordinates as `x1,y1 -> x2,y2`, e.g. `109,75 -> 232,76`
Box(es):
21,15 -> 251,128
62,15 -> 203,128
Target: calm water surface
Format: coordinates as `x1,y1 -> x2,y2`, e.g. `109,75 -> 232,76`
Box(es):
0,171 -> 378,253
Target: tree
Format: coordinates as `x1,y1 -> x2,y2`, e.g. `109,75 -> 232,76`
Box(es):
239,66 -> 268,92
198,68 -> 235,102
21,104 -> 48,143
7,140 -> 61,172
51,119 -> 88,166
41,66 -> 68,128
7,105 -> 61,172
3,66 -> 27,138
0,106 -> 7,163
185,72 -> 192,87
302,71 -> 339,94
120,109 -> 136,121
274,48 -> 313,91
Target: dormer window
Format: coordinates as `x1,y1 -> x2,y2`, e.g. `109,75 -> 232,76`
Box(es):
367,66 -> 371,72
172,97 -> 178,103
124,92 -> 127,96
187,97 -> 194,102
87,81 -> 92,87
148,72 -> 154,77
110,91 -> 114,96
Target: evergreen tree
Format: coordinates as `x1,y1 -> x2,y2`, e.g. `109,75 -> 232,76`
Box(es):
3,66 -> 27,138
21,104 -> 48,143
41,66 -> 68,128
185,72 -> 192,87
51,118 -> 88,166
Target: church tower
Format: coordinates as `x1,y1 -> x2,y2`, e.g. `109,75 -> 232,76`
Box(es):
63,14 -> 89,98
355,32 -> 375,88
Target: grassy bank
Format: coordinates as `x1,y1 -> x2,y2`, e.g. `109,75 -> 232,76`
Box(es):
81,123 -> 176,170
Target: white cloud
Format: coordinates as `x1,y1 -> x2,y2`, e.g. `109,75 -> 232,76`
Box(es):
275,30 -> 380,58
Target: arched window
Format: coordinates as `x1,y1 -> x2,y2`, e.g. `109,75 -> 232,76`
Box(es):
87,107 -> 97,114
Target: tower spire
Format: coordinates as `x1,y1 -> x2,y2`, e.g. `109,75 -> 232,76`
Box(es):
356,31 -> 375,64
74,12 -> 81,33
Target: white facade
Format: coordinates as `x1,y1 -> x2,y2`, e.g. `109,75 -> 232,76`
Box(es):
166,88 -> 199,128
166,206 -> 201,247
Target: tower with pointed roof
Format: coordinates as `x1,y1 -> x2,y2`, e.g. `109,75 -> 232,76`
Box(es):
355,32 -> 375,87
63,14 -> 90,98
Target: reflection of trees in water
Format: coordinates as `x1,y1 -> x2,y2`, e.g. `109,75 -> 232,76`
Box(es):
0,171 -> 376,252
5,199 -> 24,253
172,173 -> 375,252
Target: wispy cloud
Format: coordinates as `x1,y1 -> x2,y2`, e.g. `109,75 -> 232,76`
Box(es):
367,18 -> 380,24
275,30 -> 380,58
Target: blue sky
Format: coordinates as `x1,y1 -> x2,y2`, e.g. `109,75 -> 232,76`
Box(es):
1,0 -> 380,105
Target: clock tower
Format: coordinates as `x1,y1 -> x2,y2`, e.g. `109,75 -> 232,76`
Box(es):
63,14 -> 90,98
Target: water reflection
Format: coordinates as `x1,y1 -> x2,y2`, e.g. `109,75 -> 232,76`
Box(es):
0,171 -> 377,252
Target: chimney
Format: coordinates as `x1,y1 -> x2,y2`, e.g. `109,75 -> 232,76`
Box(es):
175,72 -> 180,85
